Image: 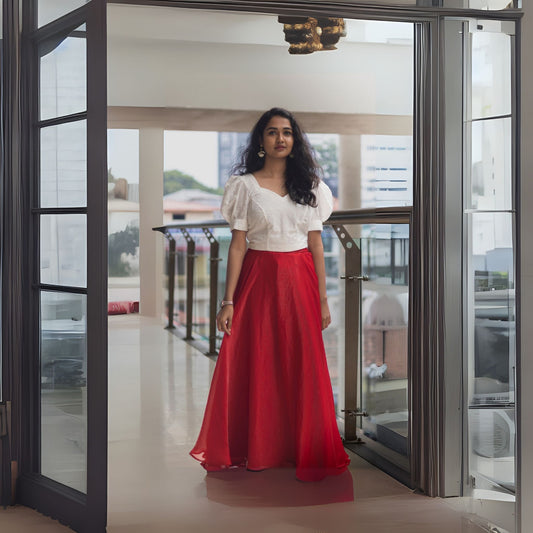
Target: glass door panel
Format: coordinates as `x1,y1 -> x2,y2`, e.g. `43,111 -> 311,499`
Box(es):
467,211 -> 516,502
464,19 -> 516,532
469,118 -> 512,211
40,119 -> 87,207
40,23 -> 86,120
37,16 -> 89,497
359,224 -> 409,469
471,28 -> 512,120
40,214 -> 87,286
40,291 -> 87,492
20,1 -> 108,530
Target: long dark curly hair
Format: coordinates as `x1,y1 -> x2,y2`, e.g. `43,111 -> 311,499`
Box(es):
232,108 -> 321,207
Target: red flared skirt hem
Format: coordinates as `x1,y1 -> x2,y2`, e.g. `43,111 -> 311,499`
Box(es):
190,248 -> 350,482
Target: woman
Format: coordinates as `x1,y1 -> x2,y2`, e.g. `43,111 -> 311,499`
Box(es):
190,108 -> 350,482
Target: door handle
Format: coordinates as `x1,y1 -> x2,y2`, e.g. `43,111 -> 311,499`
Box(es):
342,408 -> 369,417
340,275 -> 369,281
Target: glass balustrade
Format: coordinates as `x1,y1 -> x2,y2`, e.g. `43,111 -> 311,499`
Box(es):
359,224 -> 409,469
154,207 -> 411,477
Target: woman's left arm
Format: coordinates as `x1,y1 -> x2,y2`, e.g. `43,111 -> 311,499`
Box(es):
308,230 -> 331,330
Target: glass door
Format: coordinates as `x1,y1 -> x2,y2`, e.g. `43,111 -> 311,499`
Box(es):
18,1 -> 108,531
463,18 -> 517,532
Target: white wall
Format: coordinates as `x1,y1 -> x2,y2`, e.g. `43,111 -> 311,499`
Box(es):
107,38 -> 413,116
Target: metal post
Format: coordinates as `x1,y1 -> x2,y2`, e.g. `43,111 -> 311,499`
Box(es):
391,236 -> 396,285
181,229 -> 196,340
333,224 -> 368,443
203,227 -> 221,356
165,231 -> 176,330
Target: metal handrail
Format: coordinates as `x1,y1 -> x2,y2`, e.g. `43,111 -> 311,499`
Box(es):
153,206 -> 412,350
152,206 -> 412,234
153,206 -> 412,441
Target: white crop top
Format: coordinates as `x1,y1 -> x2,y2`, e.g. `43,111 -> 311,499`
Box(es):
220,174 -> 333,252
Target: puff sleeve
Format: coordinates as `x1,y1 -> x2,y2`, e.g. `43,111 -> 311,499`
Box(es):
308,181 -> 334,232
220,175 -> 250,231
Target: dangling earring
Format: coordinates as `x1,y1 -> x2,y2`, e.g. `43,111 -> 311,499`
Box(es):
258,146 -> 265,158
288,153 -> 294,159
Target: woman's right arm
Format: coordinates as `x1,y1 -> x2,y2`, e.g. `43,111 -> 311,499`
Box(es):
216,229 -> 247,335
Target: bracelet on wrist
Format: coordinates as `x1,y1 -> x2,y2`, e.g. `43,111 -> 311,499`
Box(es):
220,300 -> 234,308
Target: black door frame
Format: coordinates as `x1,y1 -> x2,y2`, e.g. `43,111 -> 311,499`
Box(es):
0,1 -> 108,530
106,0 -> 442,494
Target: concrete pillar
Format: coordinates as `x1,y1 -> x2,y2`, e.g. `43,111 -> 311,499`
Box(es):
139,128 -> 164,317
338,134 -> 362,210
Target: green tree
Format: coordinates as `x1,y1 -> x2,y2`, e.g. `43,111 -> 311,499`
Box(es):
164,169 -> 222,196
108,168 -> 118,183
313,139 -> 339,197
108,223 -> 139,277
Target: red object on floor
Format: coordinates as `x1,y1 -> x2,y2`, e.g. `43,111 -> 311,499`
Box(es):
190,248 -> 350,482
108,301 -> 139,315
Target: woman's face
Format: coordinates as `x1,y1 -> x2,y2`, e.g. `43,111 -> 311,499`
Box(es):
261,116 -> 294,160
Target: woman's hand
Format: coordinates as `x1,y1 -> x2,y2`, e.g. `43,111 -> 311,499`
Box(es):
217,305 -> 234,335
321,298 -> 331,330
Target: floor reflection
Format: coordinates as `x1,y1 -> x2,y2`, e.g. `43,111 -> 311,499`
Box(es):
205,468 -> 354,507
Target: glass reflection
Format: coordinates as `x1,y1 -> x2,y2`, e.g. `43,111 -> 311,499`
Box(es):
470,118 -> 512,211
468,212 -> 515,495
40,120 -> 87,208
471,30 -> 512,120
40,25 -> 86,120
40,214 -> 87,288
321,225 -> 345,425
38,0 -> 89,28
360,135 -> 413,208
360,224 -> 409,462
40,291 -> 87,493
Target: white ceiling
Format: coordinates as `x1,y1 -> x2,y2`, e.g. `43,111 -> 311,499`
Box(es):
106,3 -> 414,117
107,4 -> 414,48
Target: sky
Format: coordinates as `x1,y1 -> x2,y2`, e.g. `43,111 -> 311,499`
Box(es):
107,129 -> 219,188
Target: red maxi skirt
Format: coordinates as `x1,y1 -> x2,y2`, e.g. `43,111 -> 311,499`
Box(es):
190,248 -> 350,482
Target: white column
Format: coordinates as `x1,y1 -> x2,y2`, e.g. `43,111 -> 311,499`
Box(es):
338,134 -> 362,210
139,128 -> 164,317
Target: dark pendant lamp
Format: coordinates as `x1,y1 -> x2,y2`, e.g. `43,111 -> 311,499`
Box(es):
278,16 -> 347,54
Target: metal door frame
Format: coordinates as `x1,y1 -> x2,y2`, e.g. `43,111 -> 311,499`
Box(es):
0,1 -> 109,530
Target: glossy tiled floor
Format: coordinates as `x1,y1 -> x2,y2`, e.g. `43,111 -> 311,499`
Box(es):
1,315 -> 488,533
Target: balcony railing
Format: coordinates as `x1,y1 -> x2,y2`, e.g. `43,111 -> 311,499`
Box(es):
153,207 -> 410,353
153,206 -> 411,453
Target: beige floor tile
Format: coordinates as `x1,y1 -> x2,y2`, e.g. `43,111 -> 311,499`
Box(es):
1,315 -> 491,533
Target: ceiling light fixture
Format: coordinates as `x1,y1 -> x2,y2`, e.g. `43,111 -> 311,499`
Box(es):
278,16 -> 347,54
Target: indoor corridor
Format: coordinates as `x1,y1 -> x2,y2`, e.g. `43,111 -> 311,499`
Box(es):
1,315 -> 490,533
